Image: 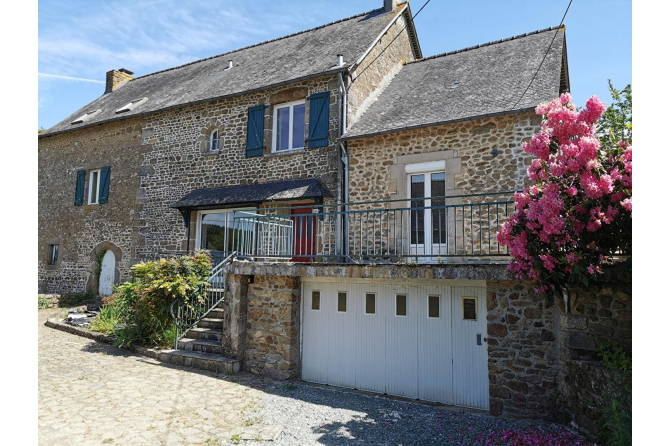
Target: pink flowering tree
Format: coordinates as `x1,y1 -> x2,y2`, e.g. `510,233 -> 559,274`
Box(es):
497,89 -> 632,297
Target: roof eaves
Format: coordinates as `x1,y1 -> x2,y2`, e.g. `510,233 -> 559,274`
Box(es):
38,66 -> 348,139
405,25 -> 562,66
340,107 -> 537,142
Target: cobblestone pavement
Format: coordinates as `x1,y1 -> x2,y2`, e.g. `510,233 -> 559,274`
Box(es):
38,309 -> 263,446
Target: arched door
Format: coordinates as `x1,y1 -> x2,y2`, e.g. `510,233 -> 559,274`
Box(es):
99,250 -> 116,296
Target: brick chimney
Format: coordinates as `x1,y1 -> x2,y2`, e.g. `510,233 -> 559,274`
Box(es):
384,0 -> 401,12
105,68 -> 134,94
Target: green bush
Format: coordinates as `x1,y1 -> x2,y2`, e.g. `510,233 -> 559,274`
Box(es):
38,295 -> 51,309
91,251 -> 212,349
595,341 -> 632,446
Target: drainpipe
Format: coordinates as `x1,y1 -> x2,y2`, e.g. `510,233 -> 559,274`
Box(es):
338,70 -> 350,260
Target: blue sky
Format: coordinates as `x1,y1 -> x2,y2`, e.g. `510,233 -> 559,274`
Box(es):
38,0 -> 632,130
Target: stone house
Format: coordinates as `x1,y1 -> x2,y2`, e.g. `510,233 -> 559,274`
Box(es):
39,0 -> 629,426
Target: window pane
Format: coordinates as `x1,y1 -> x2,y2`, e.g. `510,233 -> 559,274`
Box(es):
410,175 -> 425,244
463,297 -> 477,320
312,291 -> 320,310
428,295 -> 440,318
396,294 -> 407,316
338,292 -> 347,312
365,293 -> 375,314
292,104 -> 305,149
90,171 -> 99,203
431,172 -> 446,243
201,213 -> 229,256
276,106 -> 290,151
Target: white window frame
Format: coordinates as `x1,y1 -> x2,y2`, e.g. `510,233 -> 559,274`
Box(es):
49,244 -> 59,265
427,294 -> 441,319
209,129 -> 220,152
272,100 -> 306,152
88,169 -> 101,205
395,293 -> 408,317
407,169 -> 447,249
195,207 -> 255,253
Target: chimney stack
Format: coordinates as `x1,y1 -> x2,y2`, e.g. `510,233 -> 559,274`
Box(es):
384,0 -> 400,12
105,68 -> 134,94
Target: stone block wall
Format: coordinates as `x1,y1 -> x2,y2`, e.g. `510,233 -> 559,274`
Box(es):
557,269 -> 632,437
347,8 -> 416,127
38,118 -> 147,294
486,280 -> 559,419
245,275 -> 301,380
137,76 -> 342,258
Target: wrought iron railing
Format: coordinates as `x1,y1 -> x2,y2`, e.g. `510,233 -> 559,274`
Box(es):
228,192 -> 515,264
170,252 -> 235,348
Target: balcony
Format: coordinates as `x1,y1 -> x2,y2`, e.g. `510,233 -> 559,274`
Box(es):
225,192 -> 515,266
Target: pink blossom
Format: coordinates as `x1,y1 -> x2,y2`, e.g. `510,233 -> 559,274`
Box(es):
621,197 -> 632,212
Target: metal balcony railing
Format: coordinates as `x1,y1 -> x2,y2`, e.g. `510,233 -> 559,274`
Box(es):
227,191 -> 516,264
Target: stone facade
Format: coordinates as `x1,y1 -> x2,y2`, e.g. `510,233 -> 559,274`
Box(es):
38,118 -> 146,293
347,10 -> 416,127
347,112 -> 541,203
245,275 -> 301,380
486,280 -> 559,419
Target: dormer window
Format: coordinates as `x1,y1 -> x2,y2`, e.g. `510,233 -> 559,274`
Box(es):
71,109 -> 102,125
115,97 -> 148,114
208,130 -> 220,152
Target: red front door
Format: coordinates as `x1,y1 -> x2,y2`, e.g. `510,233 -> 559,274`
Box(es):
291,203 -> 316,262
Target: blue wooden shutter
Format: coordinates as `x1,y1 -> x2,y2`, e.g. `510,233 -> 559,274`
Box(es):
246,105 -> 265,157
74,170 -> 86,206
98,166 -> 111,204
307,92 -> 330,148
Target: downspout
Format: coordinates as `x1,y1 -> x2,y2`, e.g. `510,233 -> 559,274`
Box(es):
338,70 -> 350,261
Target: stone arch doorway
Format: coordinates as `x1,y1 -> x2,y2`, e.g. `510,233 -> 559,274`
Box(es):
87,241 -> 122,295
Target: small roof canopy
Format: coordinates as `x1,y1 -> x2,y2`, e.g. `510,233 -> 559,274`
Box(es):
171,178 -> 332,210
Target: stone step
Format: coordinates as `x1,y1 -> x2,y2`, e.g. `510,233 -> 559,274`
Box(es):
177,338 -> 223,355
207,308 -> 225,319
158,349 -> 240,374
196,317 -> 223,329
183,327 -> 223,342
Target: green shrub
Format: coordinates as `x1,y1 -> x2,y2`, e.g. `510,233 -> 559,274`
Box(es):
595,341 -> 632,446
59,291 -> 96,307
90,303 -> 124,334
91,251 -> 212,349
38,295 -> 51,309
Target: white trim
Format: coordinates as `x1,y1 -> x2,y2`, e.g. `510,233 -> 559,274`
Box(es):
88,169 -> 101,204
272,99 -> 306,152
115,97 -> 148,114
209,129 -> 220,152
405,160 -> 446,173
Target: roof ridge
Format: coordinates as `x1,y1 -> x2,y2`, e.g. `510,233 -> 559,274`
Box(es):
405,25 -> 562,65
132,7 -> 384,81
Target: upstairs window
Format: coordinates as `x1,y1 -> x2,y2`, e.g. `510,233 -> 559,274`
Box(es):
273,100 -> 305,152
71,109 -> 101,125
88,169 -> 101,204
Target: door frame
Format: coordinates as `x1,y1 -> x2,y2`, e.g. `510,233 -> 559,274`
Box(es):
290,202 -> 316,262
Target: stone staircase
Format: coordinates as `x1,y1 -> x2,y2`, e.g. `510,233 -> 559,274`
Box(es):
165,295 -> 241,374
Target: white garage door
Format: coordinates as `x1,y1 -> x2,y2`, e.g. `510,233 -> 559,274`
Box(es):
301,280 -> 489,409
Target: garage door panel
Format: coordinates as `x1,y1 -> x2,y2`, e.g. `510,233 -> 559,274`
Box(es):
326,286 -> 357,388
301,285 -> 330,385
451,286 -> 489,409
355,284 -> 386,392
385,285 -> 419,399
417,287 -> 453,403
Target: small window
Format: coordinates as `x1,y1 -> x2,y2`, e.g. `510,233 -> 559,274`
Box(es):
88,169 -> 101,204
463,297 -> 478,320
48,244 -> 59,265
428,295 -> 440,318
115,97 -> 148,114
273,100 -> 306,152
311,291 -> 320,310
209,129 -> 220,152
396,294 -> 407,316
338,292 -> 347,312
365,293 -> 376,314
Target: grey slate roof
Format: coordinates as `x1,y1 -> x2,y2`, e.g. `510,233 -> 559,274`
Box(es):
41,7 -> 407,137
343,27 -> 568,140
172,178 -> 332,209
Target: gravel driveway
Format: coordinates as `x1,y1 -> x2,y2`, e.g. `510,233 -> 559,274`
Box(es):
230,381 -> 588,446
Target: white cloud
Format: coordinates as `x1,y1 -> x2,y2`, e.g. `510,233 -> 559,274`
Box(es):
38,73 -> 104,84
